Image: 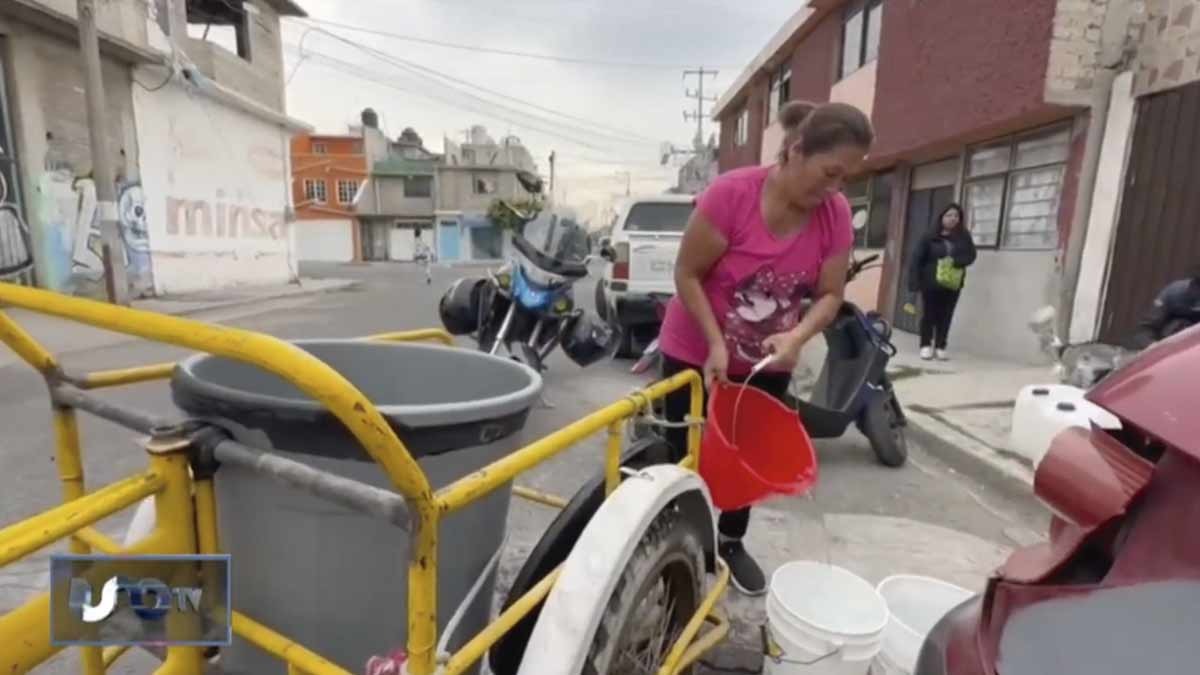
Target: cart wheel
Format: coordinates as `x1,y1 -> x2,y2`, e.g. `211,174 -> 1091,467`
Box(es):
488,438 -> 673,675
584,507 -> 704,675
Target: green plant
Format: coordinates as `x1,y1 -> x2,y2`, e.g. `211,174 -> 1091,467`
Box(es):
487,197 -> 545,232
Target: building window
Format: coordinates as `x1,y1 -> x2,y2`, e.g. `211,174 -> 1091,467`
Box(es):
841,0 -> 883,80
303,179 -> 327,204
735,108 -> 750,146
964,125 -> 1071,250
312,142 -> 327,154
766,64 -> 792,125
405,176 -> 433,198
473,174 -> 497,195
185,0 -> 252,61
337,180 -> 358,204
846,172 -> 893,249
462,148 -> 477,164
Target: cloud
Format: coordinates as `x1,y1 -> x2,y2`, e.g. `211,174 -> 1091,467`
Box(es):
283,0 -> 795,210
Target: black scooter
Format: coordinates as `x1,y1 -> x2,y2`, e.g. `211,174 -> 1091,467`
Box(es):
793,253 -> 907,467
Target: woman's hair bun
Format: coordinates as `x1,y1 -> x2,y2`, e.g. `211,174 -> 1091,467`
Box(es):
780,101 -> 817,130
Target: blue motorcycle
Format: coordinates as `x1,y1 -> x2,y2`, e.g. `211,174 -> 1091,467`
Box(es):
458,207 -> 600,374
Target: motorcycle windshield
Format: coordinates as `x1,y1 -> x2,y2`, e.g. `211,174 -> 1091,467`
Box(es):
512,212 -> 591,279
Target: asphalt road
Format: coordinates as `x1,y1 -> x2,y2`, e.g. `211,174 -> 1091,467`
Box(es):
0,260 -> 1047,673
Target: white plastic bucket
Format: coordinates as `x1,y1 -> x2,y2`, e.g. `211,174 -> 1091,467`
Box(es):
764,561 -> 889,675
874,575 -> 973,675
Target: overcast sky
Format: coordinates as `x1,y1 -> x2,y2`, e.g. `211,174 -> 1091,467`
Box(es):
279,0 -> 796,221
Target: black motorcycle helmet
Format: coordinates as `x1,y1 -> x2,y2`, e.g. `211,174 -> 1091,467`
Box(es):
438,277 -> 486,335
561,312 -> 619,367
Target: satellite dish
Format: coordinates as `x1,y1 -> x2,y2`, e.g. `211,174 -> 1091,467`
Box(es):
852,209 -> 868,231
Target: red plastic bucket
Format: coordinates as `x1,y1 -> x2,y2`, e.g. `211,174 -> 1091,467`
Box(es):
699,382 -> 818,511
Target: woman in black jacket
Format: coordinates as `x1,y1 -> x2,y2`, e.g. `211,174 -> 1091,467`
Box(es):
908,203 -> 977,360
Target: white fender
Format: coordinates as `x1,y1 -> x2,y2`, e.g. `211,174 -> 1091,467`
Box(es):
517,464 -> 716,675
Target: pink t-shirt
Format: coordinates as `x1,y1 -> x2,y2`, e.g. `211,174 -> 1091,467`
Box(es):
659,165 -> 854,375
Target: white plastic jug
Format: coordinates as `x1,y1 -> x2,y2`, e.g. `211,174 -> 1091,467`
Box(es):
874,575 -> 974,675
764,561 -> 889,675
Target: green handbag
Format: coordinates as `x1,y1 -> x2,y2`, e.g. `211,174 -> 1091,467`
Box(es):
935,256 -> 965,291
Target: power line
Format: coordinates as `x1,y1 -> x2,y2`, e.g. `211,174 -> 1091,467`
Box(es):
283,44 -> 661,162
286,16 -> 743,72
291,25 -> 659,148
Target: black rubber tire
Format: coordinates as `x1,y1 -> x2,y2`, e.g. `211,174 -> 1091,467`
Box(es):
614,326 -> 637,360
859,395 -> 908,467
488,438 -> 674,675
583,507 -> 705,675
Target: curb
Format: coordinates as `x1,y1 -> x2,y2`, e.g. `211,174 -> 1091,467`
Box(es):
136,279 -> 362,318
904,408 -> 1034,492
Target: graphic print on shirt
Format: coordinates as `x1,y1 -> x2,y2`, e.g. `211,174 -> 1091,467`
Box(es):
723,265 -> 813,364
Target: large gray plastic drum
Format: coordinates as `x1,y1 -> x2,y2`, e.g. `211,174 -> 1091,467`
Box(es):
171,339 -> 543,674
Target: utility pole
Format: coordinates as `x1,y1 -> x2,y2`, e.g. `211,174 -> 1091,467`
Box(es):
77,0 -> 128,304
615,171 -> 631,197
683,67 -> 718,146
548,150 -> 556,201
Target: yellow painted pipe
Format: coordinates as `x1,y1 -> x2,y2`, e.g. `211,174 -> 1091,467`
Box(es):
605,420 -> 622,496
511,485 -> 568,509
442,568 -> 562,675
657,559 -> 730,675
102,645 -> 131,667
194,479 -> 221,554
365,328 -> 455,345
0,471 -> 165,567
436,370 -> 701,515
78,362 -> 175,389
666,610 -> 731,675
0,308 -> 58,374
73,526 -> 123,554
232,612 -> 353,675
153,646 -> 205,675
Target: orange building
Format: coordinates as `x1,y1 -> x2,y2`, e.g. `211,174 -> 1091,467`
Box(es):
291,133 -> 368,262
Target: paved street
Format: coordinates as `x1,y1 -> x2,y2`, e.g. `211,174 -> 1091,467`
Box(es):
0,261 -> 1047,673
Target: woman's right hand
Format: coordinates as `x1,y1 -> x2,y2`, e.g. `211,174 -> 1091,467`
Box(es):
703,343 -> 729,388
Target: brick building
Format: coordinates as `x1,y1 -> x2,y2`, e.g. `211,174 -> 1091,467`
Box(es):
711,0 -> 1188,362
291,132 -> 368,262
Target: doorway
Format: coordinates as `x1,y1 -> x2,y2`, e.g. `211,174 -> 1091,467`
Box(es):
894,185 -> 956,333
0,40 -> 33,286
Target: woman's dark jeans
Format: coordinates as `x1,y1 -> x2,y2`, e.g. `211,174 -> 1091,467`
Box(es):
920,289 -> 961,350
660,354 -> 792,540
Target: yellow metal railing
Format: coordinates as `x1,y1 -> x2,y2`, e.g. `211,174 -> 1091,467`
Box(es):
0,281 -> 714,675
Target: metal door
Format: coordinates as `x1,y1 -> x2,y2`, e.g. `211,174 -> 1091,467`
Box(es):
893,186 -> 955,333
1099,80 -> 1200,345
438,220 -> 460,261
0,42 -> 32,285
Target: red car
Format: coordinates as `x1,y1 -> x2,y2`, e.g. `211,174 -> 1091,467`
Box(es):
916,326 -> 1200,675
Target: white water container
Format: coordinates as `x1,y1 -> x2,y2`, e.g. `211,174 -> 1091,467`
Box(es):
874,575 -> 974,675
764,561 -> 889,675
1009,384 -> 1121,467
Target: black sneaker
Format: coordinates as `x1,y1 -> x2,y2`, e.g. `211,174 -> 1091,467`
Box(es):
719,540 -> 766,596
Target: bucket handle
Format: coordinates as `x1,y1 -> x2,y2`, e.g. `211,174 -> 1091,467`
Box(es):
761,624 -> 843,667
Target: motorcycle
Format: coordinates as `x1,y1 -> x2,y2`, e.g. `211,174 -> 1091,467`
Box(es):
627,254 -> 907,467
916,325 -> 1200,675
440,202 -> 611,375
793,252 -> 907,467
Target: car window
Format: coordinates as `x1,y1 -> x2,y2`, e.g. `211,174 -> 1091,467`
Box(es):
623,203 -> 693,233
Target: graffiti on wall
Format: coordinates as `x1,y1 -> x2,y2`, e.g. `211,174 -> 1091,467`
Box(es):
0,171 -> 34,282
34,169 -> 154,298
166,195 -> 288,241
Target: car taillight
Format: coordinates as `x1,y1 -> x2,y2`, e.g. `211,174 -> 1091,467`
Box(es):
613,243 -> 630,280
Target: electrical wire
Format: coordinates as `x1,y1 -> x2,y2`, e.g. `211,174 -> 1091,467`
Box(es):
286,15 -> 742,72
291,24 -> 660,148
283,44 -> 660,162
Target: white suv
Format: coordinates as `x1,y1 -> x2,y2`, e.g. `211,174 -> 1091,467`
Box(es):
597,194 -> 695,357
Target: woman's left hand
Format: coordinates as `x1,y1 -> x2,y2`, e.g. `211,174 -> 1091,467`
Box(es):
761,330 -> 807,370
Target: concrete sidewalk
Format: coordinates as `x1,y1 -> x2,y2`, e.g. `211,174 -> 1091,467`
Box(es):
0,278 -> 359,370
796,329 -> 1053,488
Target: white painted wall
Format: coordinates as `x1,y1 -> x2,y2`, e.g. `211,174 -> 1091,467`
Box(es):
295,219 -> 354,262
389,227 -> 415,261
1070,70 -> 1136,343
131,79 -> 298,294
830,61 -> 877,119
761,121 -> 785,167
954,250 -> 1059,364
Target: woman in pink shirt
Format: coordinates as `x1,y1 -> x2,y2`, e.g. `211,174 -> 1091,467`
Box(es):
659,101 -> 874,594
